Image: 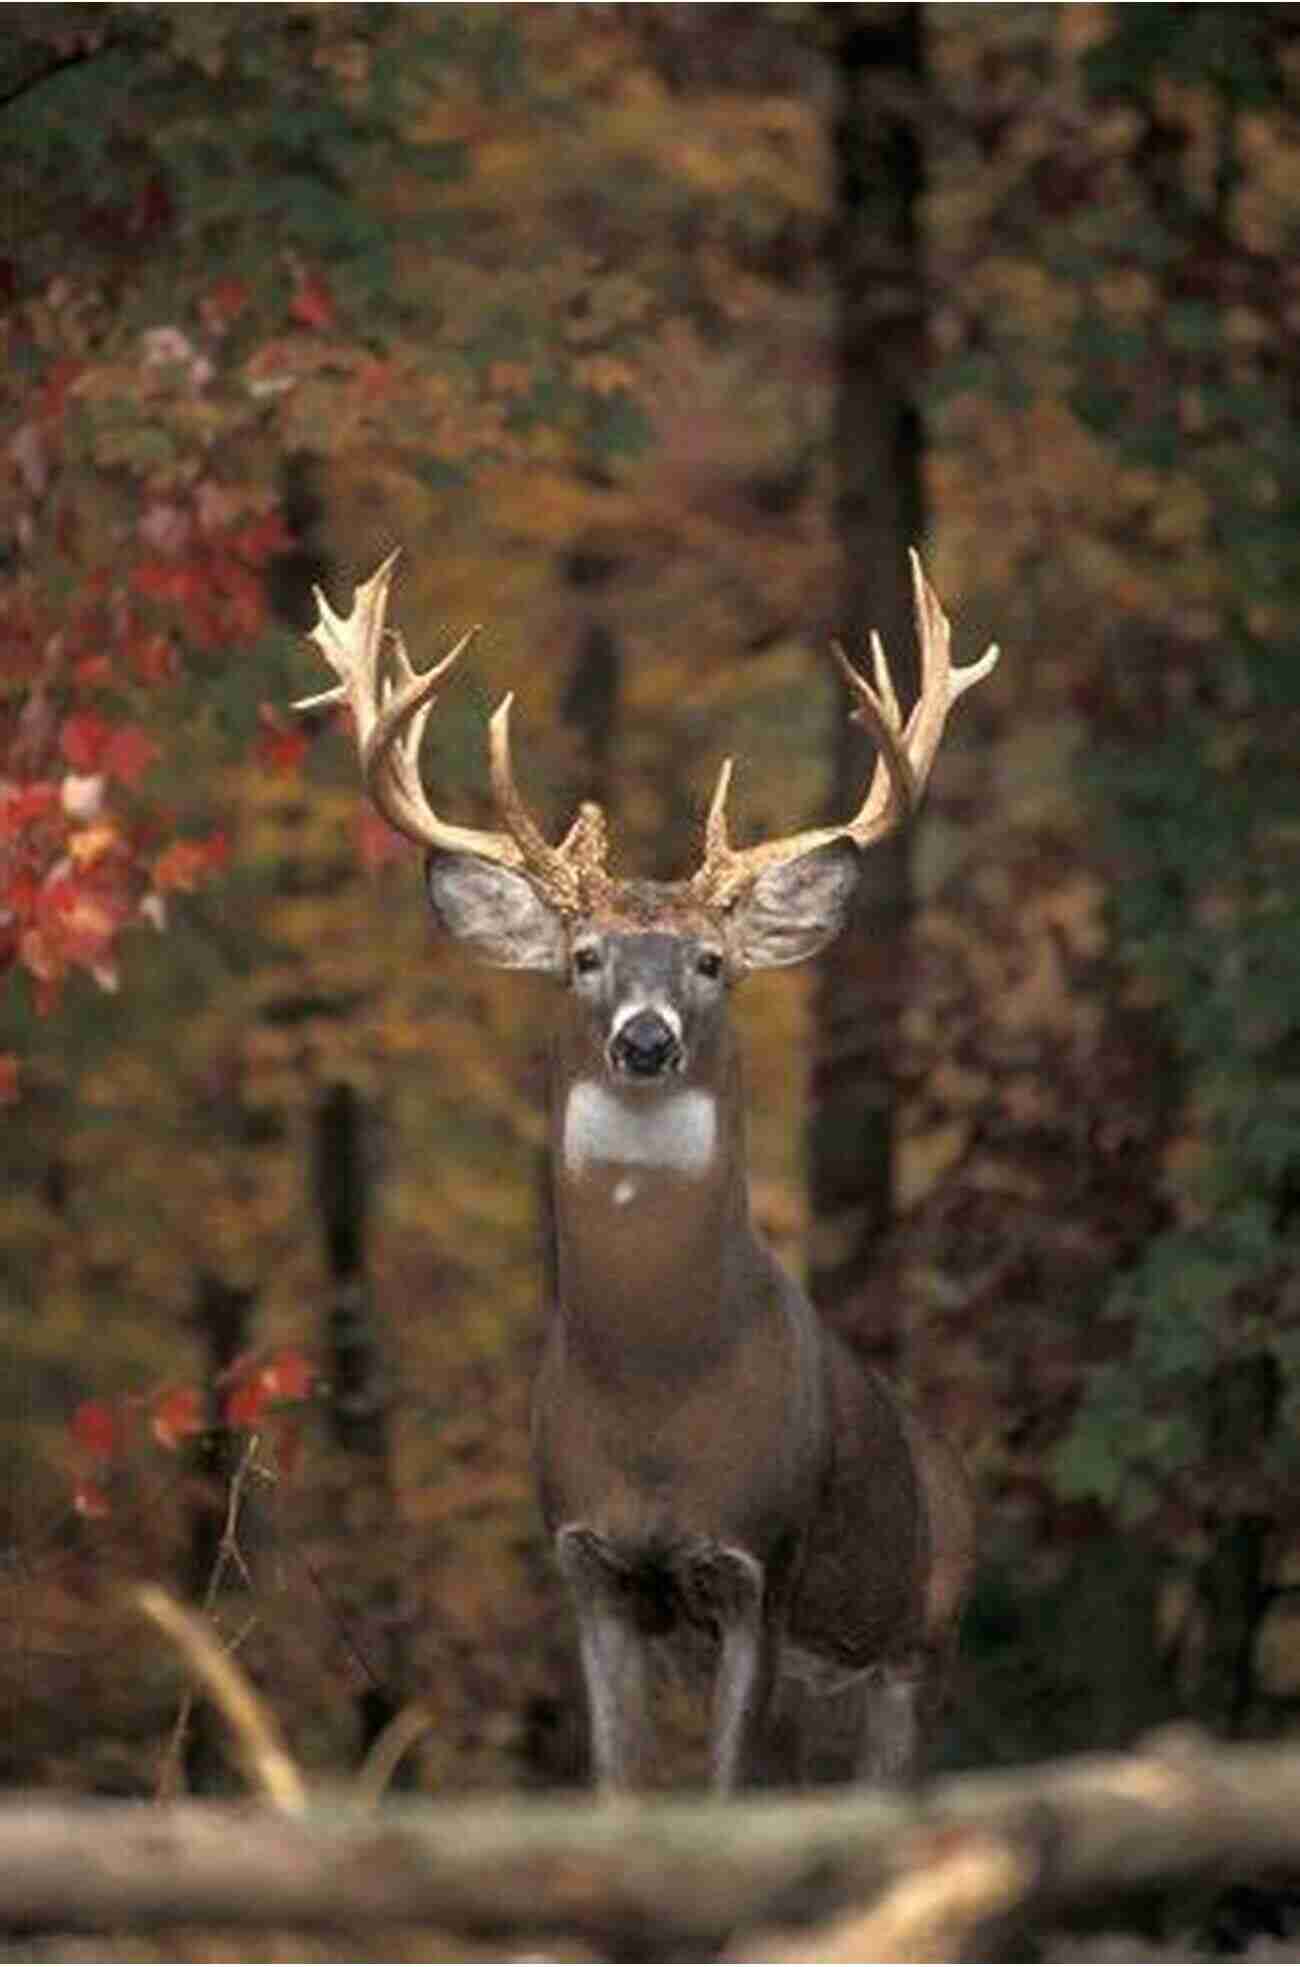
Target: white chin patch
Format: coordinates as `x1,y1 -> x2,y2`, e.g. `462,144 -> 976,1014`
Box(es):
563,1081 -> 717,1178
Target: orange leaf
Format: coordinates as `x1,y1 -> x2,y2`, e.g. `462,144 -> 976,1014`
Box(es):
152,834 -> 227,893
151,1386 -> 204,1451
261,1346 -> 314,1403
66,823 -> 120,870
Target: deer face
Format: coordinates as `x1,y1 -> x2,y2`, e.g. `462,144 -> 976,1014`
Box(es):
425,845 -> 862,1086
571,926 -> 717,1085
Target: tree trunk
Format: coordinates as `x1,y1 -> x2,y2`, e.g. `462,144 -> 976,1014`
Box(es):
183,1271 -> 254,1796
313,1082 -> 412,1771
810,2 -> 926,1360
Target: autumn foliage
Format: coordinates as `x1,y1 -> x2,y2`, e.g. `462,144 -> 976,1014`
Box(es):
0,6 -> 1296,1849
68,1346 -> 314,1523
1,307 -> 299,1072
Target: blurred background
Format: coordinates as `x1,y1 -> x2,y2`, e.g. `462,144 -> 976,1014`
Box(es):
0,2 -> 1297,1810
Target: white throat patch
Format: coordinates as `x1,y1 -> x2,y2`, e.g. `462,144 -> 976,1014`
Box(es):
562,1081 -> 717,1179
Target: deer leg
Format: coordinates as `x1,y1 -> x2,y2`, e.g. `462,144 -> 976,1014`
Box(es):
555,1525 -> 649,1793
680,1543 -> 771,1793
856,1663 -> 921,1785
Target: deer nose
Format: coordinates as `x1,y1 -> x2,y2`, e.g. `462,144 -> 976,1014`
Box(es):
609,1008 -> 681,1079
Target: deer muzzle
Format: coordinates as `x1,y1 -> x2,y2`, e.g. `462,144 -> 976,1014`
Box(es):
608,1007 -> 683,1081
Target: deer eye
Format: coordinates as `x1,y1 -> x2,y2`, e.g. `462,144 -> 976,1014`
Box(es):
695,950 -> 724,981
572,944 -> 603,978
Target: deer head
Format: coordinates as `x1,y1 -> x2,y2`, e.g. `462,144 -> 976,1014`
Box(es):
296,551 -> 997,1083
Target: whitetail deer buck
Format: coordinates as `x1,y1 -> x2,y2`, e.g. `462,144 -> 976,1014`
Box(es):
297,551 -> 997,1792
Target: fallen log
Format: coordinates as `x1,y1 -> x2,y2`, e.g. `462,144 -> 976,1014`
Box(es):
2,1733 -> 1297,1958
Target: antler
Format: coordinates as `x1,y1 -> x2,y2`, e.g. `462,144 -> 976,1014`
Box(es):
690,549 -> 999,911
295,553 -> 612,913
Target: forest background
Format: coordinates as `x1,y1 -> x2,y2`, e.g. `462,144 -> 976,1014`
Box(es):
0,0 -> 1297,1817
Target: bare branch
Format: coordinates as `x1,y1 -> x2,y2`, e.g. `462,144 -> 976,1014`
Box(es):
136,1585 -> 306,1816
354,1701 -> 437,1807
156,1432 -> 262,1800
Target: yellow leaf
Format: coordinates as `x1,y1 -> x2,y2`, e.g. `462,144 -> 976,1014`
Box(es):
66,822 -> 120,868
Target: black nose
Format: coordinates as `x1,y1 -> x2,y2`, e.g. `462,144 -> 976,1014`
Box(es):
610,1009 -> 680,1079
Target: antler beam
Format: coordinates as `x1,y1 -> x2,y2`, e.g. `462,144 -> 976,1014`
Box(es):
295,554 -> 611,912
690,549 -> 999,911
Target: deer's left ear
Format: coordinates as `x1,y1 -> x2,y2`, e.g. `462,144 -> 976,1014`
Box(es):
728,837 -> 861,972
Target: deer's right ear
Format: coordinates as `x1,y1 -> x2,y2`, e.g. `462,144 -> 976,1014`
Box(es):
426,851 -> 569,973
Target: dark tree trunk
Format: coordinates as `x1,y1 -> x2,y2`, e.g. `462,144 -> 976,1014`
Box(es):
317,1082 -> 388,1463
184,1270 -> 254,1796
809,3 -> 927,1359
313,1082 -> 412,1772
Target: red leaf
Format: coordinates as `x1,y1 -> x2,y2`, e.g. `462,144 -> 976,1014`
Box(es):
224,1377 -> 268,1430
151,1385 -> 204,1451
200,277 -> 250,335
72,654 -> 113,687
7,870 -> 39,919
71,1399 -> 118,1462
229,512 -> 291,566
1,782 -> 60,837
131,559 -> 207,611
0,1055 -> 18,1106
129,631 -> 180,684
288,268 -> 335,331
256,705 -> 309,776
60,711 -> 111,772
102,725 -> 158,787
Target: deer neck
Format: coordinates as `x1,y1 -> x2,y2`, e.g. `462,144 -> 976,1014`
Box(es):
548,1028 -> 758,1370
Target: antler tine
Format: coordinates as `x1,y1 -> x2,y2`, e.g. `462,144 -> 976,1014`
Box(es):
902,547 -> 999,797
702,756 -> 736,862
297,557 -> 608,907
297,553 -> 525,865
488,695 -> 596,911
690,551 -> 999,911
